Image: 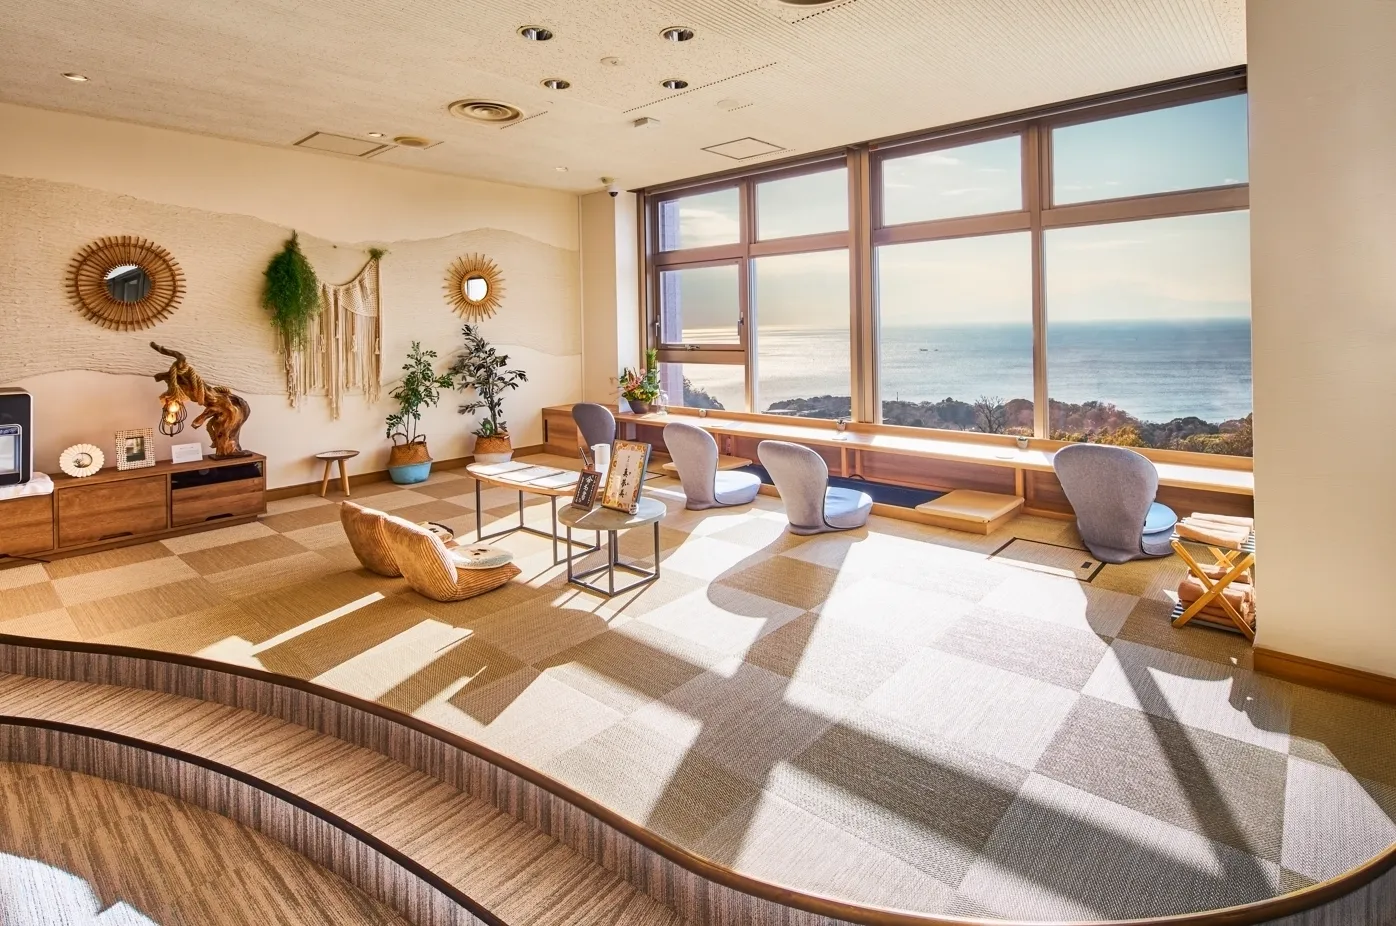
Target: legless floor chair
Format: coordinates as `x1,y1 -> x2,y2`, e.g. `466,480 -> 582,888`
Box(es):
1052,443 -> 1177,564
572,403 -> 616,457
664,420 -> 761,510
758,440 -> 872,535
379,516 -> 520,602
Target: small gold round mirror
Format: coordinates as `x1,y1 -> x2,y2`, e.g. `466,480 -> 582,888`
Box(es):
445,253 -> 505,321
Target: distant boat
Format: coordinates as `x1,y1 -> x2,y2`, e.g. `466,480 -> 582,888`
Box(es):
919,348 -> 929,352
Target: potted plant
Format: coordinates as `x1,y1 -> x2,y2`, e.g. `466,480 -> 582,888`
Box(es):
452,324 -> 528,464
620,348 -> 662,414
385,341 -> 455,484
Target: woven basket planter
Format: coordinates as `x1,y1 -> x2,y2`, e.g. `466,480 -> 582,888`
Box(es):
473,432 -> 513,465
388,439 -> 434,485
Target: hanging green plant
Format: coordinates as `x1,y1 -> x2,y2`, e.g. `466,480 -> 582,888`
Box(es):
261,232 -> 321,351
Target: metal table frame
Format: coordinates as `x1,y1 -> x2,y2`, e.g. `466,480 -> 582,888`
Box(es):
565,519 -> 661,598
474,480 -> 599,566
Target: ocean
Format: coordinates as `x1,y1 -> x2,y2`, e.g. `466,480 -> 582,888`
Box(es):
691,320 -> 1253,424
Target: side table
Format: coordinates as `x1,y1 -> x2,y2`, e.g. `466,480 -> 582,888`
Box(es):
558,497 -> 665,597
316,450 -> 359,498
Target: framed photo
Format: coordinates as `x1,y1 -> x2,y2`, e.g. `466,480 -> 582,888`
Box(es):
115,428 -> 156,471
601,440 -> 651,515
571,469 -> 601,509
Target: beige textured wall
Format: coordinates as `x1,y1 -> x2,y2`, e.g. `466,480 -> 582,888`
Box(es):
1249,1 -> 1396,675
0,103 -> 581,488
579,191 -> 641,404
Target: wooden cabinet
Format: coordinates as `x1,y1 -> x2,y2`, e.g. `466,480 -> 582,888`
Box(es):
172,476 -> 265,527
58,475 -> 167,547
0,495 -> 55,557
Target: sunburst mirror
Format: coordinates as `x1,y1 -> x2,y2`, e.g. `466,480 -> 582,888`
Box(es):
444,253 -> 505,321
67,236 -> 186,330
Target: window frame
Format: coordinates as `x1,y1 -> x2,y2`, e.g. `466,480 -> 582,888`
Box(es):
640,69 -> 1251,460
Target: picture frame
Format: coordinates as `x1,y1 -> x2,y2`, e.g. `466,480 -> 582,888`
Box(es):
571,469 -> 601,509
115,427 -> 156,471
600,440 -> 651,515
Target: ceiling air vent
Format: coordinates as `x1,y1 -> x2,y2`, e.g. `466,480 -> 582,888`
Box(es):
393,135 -> 441,149
292,132 -> 389,157
448,99 -> 525,125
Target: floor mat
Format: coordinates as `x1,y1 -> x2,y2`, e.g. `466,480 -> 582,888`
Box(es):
989,537 -> 1103,581
738,465 -> 943,509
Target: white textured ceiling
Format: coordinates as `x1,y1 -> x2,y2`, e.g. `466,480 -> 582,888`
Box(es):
0,0 -> 1245,193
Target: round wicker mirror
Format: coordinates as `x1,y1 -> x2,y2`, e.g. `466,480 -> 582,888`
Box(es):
67,236 -> 186,330
444,253 -> 504,321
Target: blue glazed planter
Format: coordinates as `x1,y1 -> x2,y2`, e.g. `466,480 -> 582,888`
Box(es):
388,461 -> 432,485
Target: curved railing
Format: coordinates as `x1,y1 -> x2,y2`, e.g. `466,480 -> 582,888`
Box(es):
1,632 -> 1391,926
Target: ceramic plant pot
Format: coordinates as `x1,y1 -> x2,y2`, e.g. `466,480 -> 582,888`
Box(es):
473,432 -> 513,465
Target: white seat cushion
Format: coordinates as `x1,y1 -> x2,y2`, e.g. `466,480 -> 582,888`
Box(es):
712,470 -> 762,506
450,544 -> 515,570
823,486 -> 873,530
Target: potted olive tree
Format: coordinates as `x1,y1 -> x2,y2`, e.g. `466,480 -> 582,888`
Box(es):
385,341 -> 455,484
452,324 -> 527,464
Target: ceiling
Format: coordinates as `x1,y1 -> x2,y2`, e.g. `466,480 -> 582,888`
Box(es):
0,0 -> 1245,193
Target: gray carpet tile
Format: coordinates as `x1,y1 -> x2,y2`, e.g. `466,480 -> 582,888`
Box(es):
959,773 -> 1285,921
812,576 -> 971,647
630,661 -> 854,782
863,648 -> 1079,769
978,570 -> 1138,637
930,605 -> 1111,690
1114,594 -> 1256,671
743,612 -> 918,701
1083,639 -> 1293,752
544,718 -> 762,847
1035,695 -> 1289,861
769,708 -> 1029,886
719,557 -> 848,611
1282,756 -> 1396,883
694,791 -> 965,914
1288,684 -> 1396,789
634,585 -> 805,657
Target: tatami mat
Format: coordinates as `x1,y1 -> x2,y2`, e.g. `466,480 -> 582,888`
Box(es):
2,458 -> 1393,921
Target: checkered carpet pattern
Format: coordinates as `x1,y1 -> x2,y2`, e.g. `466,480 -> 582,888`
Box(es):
2,455 -> 1393,921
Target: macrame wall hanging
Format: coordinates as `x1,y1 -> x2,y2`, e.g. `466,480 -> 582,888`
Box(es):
283,251 -> 384,419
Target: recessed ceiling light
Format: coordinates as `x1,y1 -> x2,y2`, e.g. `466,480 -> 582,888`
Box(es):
541,78 -> 570,91
660,26 -> 695,42
61,72 -> 89,82
366,132 -> 384,138
660,78 -> 688,91
517,25 -> 552,41
555,166 -> 569,172
393,135 -> 436,148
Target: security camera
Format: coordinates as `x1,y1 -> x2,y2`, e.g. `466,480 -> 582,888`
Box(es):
602,177 -> 619,197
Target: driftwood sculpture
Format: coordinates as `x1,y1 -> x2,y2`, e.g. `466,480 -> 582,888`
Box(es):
151,342 -> 252,458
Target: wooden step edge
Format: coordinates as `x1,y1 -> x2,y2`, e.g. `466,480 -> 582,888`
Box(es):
4,634 -> 1395,926
0,713 -> 498,926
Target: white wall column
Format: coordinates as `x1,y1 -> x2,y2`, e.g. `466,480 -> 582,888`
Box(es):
579,191 -> 640,404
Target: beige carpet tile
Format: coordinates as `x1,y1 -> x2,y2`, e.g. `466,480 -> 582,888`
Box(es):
264,493 -> 336,515
377,499 -> 475,527
66,578 -> 229,639
1091,555 -> 1186,599
354,488 -> 443,512
1082,639 -> 1292,753
256,592 -> 457,681
744,612 -> 918,701
467,592 -> 622,665
231,569 -> 402,635
693,790 -> 965,914
408,574 -> 550,625
42,541 -> 172,580
176,533 -> 309,576
94,602 -> 274,659
659,535 -> 774,583
630,661 -> 854,782
813,576 -> 971,647
366,633 -> 528,717
52,555 -> 201,606
536,619 -> 724,714
313,541 -> 372,572
544,718 -> 762,846
0,608 -> 84,641
958,774 -> 1284,920
158,519 -> 278,554
704,515 -> 807,552
864,648 -> 1079,770
409,478 -> 482,500
1035,696 -> 1289,862
426,670 -> 624,769
602,569 -> 708,619
978,570 -> 1138,637
277,519 -> 350,551
1114,595 -> 1255,671
0,581 -> 63,622
717,556 -> 851,611
989,538 -> 1102,581
769,708 -> 1029,885
205,549 -> 339,599
931,606 -> 1110,691
1288,684 -> 1396,788
632,585 -> 805,657
258,502 -> 344,533
1282,756 -> 1396,883
0,563 -> 50,590
615,523 -> 690,559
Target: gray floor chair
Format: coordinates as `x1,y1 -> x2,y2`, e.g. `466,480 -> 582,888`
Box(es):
664,421 -> 761,510
757,440 -> 872,535
571,403 -> 616,456
1052,443 -> 1177,564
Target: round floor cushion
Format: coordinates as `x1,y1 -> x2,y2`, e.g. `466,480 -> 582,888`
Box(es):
450,544 -> 515,570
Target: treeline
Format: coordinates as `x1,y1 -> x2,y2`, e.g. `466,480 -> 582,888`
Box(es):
685,380 -> 1252,456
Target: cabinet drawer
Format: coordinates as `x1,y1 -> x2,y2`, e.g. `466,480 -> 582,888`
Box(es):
0,495 -> 55,556
57,475 -> 168,547
171,476 -> 265,527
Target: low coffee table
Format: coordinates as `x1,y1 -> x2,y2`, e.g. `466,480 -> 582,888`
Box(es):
466,463 -> 600,565
558,496 -> 665,597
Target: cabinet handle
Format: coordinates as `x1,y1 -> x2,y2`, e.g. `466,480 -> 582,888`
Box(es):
204,513 -> 234,522
98,531 -> 134,541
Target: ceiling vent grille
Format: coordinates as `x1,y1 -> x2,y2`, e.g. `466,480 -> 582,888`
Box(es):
292,132 -> 389,158
448,99 -> 525,125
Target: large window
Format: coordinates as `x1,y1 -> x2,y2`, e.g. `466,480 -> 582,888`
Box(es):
644,76 -> 1252,457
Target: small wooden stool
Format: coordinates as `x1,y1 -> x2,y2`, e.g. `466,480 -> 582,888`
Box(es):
1170,518 -> 1257,641
316,450 -> 359,498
